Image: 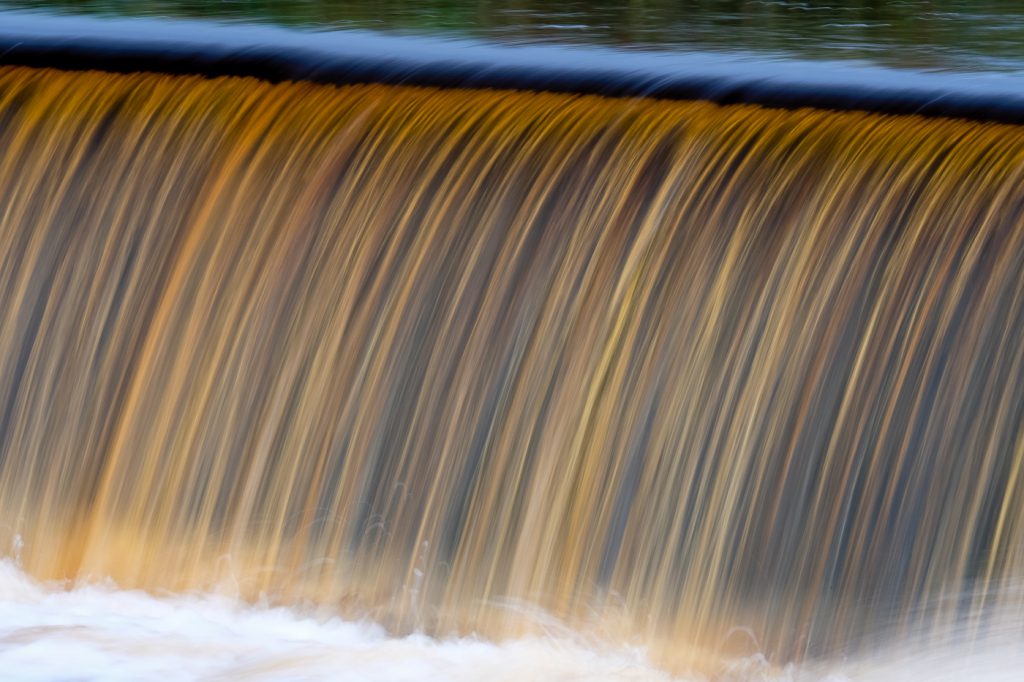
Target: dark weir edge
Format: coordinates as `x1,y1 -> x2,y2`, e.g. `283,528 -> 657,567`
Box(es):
3,11 -> 1024,123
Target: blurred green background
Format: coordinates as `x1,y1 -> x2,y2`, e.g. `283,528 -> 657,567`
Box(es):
3,1 -> 1024,71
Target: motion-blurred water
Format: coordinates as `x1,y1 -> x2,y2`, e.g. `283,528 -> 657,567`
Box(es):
3,559 -> 1024,681
0,560 -> 671,682
1,4 -> 1023,680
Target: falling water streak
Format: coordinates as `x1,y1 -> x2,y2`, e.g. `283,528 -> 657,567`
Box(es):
0,65 -> 1022,673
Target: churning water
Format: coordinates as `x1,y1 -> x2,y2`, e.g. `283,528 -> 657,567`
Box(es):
1,558 -> 1023,681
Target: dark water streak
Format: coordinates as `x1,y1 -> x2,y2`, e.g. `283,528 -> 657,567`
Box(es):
4,12 -> 1024,122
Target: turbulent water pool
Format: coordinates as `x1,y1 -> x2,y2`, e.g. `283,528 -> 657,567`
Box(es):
2,561 -> 1023,681
0,561 -> 672,681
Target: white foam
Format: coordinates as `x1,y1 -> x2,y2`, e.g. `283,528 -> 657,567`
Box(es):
0,561 -> 675,681
1,560 -> 1022,681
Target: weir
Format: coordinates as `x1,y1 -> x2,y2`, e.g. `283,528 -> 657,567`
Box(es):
0,19 -> 1023,676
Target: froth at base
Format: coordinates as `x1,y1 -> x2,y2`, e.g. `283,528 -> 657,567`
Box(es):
2,560 -> 1023,681
0,560 -> 677,682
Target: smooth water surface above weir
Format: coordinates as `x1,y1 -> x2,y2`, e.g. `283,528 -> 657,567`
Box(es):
4,11 -> 1024,122
4,0 -> 1024,72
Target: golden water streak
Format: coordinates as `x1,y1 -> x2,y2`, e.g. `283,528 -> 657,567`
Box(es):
0,65 -> 1022,669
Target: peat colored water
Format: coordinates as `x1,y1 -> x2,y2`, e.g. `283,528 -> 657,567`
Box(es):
0,63 -> 1021,674
0,3 -> 1023,680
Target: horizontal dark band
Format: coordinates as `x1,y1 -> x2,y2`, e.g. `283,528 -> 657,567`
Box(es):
3,11 -> 1024,123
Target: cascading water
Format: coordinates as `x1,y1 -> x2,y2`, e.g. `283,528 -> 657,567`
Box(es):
0,58 -> 1022,677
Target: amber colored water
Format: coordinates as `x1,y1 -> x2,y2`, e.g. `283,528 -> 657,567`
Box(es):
0,66 -> 1022,673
